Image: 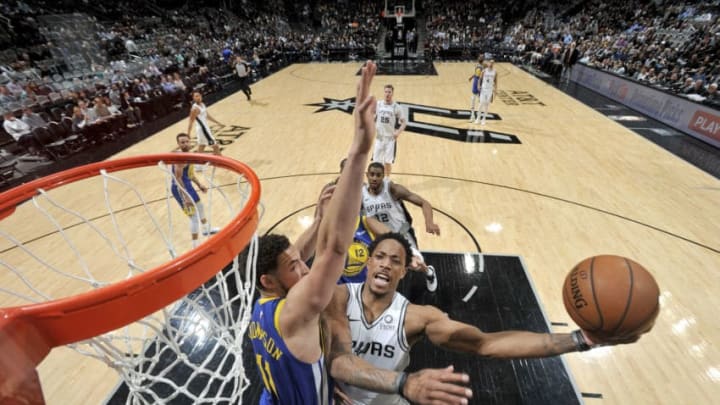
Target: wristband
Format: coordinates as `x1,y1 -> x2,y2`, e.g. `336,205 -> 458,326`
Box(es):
571,329 -> 592,352
396,372 -> 408,399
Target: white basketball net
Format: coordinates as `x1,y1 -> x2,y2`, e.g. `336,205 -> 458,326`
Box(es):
0,160 -> 262,404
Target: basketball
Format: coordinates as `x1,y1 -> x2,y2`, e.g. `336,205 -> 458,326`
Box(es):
562,255 -> 660,338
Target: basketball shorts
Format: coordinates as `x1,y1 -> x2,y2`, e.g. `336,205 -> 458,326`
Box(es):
172,182 -> 201,216
195,122 -> 216,146
479,90 -> 493,105
372,137 -> 396,164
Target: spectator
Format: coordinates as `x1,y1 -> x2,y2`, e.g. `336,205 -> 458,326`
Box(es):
6,80 -> 26,99
680,77 -> 696,93
93,97 -> 112,120
222,46 -> 232,63
160,76 -> 178,94
120,91 -> 143,126
3,112 -> 31,141
172,73 -> 187,92
21,108 -> 47,129
79,100 -> 97,124
108,84 -> 122,106
691,79 -> 708,96
145,63 -> 162,77
0,86 -> 16,104
130,78 -> 147,99
704,83 -> 719,106
561,42 -> 580,83
139,78 -> 154,95
71,106 -> 88,133
103,96 -> 122,116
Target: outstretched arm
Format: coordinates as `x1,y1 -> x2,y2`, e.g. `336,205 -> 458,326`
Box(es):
326,286 -> 472,405
282,61 -> 378,326
421,305 -> 639,358
390,183 -> 440,235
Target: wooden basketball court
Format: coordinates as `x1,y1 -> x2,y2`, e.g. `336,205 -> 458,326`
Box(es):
2,62 -> 719,404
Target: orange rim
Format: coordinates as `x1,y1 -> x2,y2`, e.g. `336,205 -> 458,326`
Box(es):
0,153 -> 260,357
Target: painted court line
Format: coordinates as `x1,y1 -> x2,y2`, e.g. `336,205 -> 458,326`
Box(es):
462,285 -> 478,302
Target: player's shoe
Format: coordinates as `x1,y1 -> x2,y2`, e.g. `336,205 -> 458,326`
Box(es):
425,265 -> 438,292
474,118 -> 481,124
469,114 -> 476,123
202,227 -> 220,236
481,120 -> 486,125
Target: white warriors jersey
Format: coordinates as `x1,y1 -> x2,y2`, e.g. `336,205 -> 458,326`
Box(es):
339,283 -> 411,405
480,68 -> 496,92
362,178 -> 409,234
375,100 -> 403,139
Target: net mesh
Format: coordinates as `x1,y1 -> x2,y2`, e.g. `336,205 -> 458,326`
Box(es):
0,158 -> 261,404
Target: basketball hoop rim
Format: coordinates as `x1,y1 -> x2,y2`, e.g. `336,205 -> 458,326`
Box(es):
0,153 -> 261,349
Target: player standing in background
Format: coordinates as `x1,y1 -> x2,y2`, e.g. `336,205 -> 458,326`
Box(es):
187,91 -> 224,155
476,60 -> 497,125
362,162 -> 439,294
318,158 -> 428,286
171,133 -> 219,248
373,84 -> 406,178
468,54 -> 484,123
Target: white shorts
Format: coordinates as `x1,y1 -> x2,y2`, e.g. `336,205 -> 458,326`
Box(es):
372,137 -> 396,164
479,90 -> 493,105
195,122 -> 216,146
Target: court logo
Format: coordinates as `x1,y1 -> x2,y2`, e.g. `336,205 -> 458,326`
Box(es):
307,97 -> 521,144
495,90 -> 545,106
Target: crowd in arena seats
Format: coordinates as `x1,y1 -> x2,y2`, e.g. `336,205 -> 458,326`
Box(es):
574,1 -> 718,107
424,0 -> 718,106
444,0 -> 719,106
0,5 -> 257,166
424,0 -> 508,59
1,0 -> 719,178
314,0 -> 380,57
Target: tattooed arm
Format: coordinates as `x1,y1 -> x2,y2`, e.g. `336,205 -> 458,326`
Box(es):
325,285 -> 400,393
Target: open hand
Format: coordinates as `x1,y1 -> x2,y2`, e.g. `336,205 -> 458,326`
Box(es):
581,329 -> 644,347
315,184 -> 335,220
404,365 -> 472,405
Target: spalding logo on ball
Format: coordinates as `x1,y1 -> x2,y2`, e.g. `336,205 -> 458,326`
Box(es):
563,255 -> 660,338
